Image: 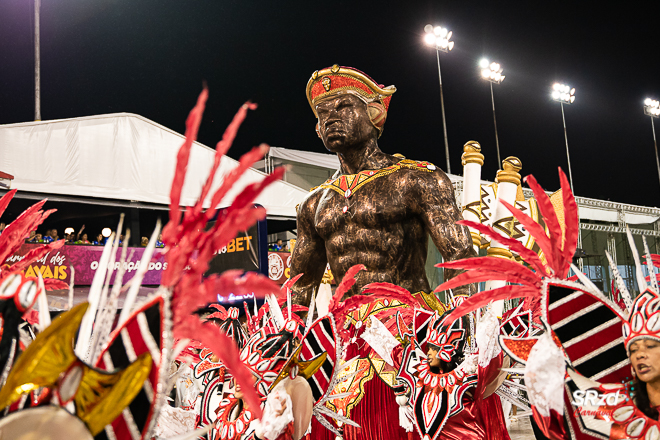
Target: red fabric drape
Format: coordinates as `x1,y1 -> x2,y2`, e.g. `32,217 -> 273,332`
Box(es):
309,377 -> 419,440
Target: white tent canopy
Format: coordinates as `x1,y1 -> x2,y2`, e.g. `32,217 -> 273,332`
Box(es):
268,146 -> 340,170
0,113 -> 308,218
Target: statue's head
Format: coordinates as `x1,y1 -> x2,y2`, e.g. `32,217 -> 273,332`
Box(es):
306,65 -> 396,152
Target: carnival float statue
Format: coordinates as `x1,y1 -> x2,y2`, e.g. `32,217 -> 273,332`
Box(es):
290,65 -> 478,440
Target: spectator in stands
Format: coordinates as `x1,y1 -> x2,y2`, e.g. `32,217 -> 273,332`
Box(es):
43,229 -> 54,243
51,229 -> 59,242
156,234 -> 164,247
34,233 -> 43,243
76,225 -> 86,241
26,231 -> 36,242
141,237 -> 149,246
65,233 -> 75,244
94,234 -> 105,246
77,234 -> 91,244
274,239 -> 284,251
0,222 -> 5,233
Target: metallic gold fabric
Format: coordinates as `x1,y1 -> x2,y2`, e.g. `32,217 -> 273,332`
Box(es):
0,302 -> 88,410
78,352 -> 152,435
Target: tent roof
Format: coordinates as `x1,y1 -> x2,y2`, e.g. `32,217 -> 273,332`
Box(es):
267,147 -> 660,225
0,113 -> 308,218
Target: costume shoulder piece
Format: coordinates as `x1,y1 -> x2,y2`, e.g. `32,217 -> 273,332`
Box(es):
310,158 -> 438,199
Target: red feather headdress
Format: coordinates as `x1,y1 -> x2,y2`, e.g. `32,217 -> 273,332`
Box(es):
436,168 -> 579,324
158,88 -> 285,419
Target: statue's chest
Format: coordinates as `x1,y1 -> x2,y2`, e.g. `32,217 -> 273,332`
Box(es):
314,183 -> 410,237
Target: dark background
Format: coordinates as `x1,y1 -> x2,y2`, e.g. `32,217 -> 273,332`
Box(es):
1,0 -> 659,206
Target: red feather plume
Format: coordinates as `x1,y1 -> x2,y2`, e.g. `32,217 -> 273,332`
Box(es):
558,168 -> 579,277
442,285 -> 540,324
331,264 -> 365,305
0,190 -> 17,219
457,220 -> 550,277
158,89 -> 289,419
431,170 -> 581,323
524,175 -> 564,272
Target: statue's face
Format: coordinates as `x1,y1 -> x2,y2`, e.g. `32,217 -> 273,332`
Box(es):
315,94 -> 376,153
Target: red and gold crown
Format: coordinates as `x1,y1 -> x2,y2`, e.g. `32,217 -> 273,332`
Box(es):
306,65 -> 396,117
623,288 -> 660,352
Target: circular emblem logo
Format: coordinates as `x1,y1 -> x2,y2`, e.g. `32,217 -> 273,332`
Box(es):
268,253 -> 284,281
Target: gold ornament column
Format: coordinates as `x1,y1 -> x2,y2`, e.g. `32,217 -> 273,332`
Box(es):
485,157 -> 522,316
460,141 -> 485,252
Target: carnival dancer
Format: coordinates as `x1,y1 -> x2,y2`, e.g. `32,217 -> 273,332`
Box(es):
394,306 -> 511,440
194,305 -> 251,434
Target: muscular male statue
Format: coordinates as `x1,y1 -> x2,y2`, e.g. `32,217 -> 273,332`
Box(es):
291,65 -> 476,309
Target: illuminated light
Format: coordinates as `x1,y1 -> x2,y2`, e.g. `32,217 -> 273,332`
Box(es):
552,91 -> 561,100
440,39 -> 448,49
481,69 -> 491,78
439,28 -> 448,37
570,88 -> 576,95
553,83 -> 561,91
434,26 -> 442,36
64,227 -> 74,235
500,75 -> 505,82
570,95 -> 576,103
447,41 -> 454,50
494,73 -> 501,81
424,24 -> 434,33
479,59 -> 489,68
102,228 -> 112,238
424,33 -> 436,46
435,37 -> 444,47
645,98 -> 653,106
563,85 -> 570,93
445,30 -> 452,39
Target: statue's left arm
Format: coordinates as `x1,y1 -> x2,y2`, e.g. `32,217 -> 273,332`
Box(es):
414,169 -> 477,297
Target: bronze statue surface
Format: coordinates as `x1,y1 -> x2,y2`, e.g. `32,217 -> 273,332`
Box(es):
291,66 -> 476,306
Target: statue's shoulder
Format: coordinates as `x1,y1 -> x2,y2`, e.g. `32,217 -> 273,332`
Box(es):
297,183 -> 325,217
393,156 -> 440,173
394,156 -> 454,194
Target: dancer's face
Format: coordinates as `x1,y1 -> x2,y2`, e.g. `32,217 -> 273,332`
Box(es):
630,339 -> 660,384
427,344 -> 442,368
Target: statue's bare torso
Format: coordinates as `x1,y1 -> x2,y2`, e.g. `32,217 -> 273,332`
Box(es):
291,154 -> 475,302
290,93 -> 475,305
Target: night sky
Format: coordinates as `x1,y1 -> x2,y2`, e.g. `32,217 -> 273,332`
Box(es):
1,0 -> 659,207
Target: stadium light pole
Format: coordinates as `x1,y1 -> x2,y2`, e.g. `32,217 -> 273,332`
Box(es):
643,98 -> 660,190
551,83 -> 582,269
479,59 -> 505,167
551,83 -> 576,195
423,24 -> 454,174
34,0 -> 41,121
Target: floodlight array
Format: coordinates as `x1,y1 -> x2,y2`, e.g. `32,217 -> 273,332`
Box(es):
423,24 -> 454,52
479,59 -> 505,84
551,83 -> 576,104
644,98 -> 660,117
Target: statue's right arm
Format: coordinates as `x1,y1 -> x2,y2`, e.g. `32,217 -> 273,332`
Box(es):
289,195 -> 328,307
